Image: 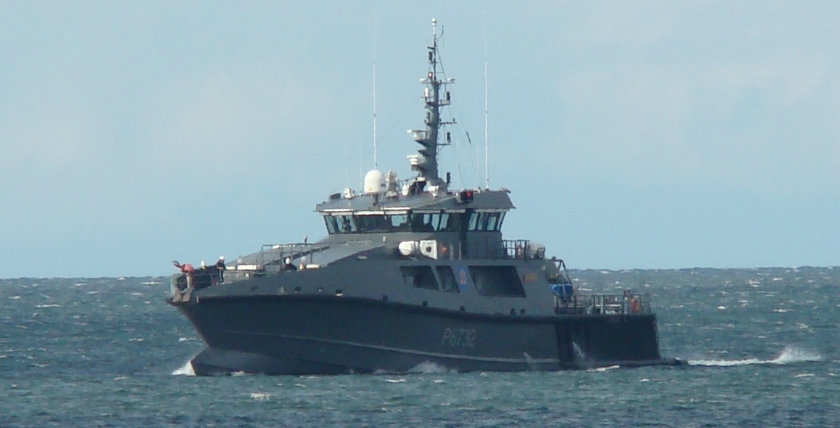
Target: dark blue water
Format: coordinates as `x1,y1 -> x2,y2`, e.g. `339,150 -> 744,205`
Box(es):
1,268 -> 837,427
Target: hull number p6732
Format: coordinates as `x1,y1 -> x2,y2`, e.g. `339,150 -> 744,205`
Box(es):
441,328 -> 476,348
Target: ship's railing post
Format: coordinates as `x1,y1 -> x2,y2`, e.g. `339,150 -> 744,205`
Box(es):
501,239 -> 530,259
555,293 -> 654,315
170,274 -> 179,297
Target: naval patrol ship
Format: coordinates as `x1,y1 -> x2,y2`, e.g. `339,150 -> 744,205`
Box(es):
168,20 -> 680,375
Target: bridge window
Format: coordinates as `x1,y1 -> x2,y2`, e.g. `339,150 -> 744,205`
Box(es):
326,212 -> 465,234
323,215 -> 359,234
494,212 -> 506,231
442,213 -> 461,231
467,212 -> 506,231
468,212 -> 479,231
486,213 -> 499,231
324,216 -> 338,234
391,214 -> 409,231
400,266 -> 439,290
410,213 -> 436,232
355,215 -> 390,233
409,212 -> 459,232
439,212 -> 450,230
337,215 -> 357,233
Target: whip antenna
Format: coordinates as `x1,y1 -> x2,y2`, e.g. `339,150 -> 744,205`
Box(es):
484,20 -> 490,189
373,27 -> 378,169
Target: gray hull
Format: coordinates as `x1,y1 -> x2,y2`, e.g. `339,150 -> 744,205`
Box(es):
175,295 -> 678,375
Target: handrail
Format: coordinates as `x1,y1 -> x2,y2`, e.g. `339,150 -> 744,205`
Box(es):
255,242 -> 329,268
168,242 -> 331,296
554,293 -> 653,315
502,239 -> 529,259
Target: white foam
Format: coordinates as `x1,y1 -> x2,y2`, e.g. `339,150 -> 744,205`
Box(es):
689,357 -> 764,367
688,346 -> 822,367
588,365 -> 620,372
775,347 -> 822,363
406,361 -> 453,374
171,360 -> 196,376
250,392 -> 271,401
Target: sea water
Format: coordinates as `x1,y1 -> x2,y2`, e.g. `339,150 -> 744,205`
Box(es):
1,267 -> 837,427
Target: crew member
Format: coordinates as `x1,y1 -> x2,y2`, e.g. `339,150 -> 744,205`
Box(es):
215,256 -> 226,283
630,297 -> 641,314
283,257 -> 297,272
173,260 -> 195,288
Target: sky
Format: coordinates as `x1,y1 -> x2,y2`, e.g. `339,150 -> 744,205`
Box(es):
1,1 -> 839,278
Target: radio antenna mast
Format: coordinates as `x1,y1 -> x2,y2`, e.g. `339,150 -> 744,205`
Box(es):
483,22 -> 490,189
373,28 -> 378,169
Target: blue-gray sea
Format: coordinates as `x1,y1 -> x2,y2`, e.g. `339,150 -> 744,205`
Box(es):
1,267 -> 837,427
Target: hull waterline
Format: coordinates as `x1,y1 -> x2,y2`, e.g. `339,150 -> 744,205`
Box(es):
173,295 -> 681,375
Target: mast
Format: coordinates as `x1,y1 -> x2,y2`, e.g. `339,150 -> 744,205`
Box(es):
484,35 -> 489,190
373,28 -> 378,169
409,18 -> 453,189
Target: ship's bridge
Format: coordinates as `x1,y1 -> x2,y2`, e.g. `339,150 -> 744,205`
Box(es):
315,187 -> 515,235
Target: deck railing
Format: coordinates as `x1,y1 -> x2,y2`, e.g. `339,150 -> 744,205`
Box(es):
502,239 -> 529,259
254,242 -> 329,268
553,293 -> 653,315
168,242 -> 330,296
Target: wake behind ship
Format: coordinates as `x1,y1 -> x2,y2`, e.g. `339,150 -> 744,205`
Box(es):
167,19 -> 680,375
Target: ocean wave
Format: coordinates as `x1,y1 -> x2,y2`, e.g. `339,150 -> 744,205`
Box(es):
406,361 -> 453,374
250,392 -> 271,401
171,360 -> 196,376
587,365 -> 620,372
688,346 -> 822,367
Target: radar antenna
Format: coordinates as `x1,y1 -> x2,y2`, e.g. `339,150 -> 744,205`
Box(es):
408,18 -> 455,190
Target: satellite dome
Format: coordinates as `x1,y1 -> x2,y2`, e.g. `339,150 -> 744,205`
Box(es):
363,169 -> 386,194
